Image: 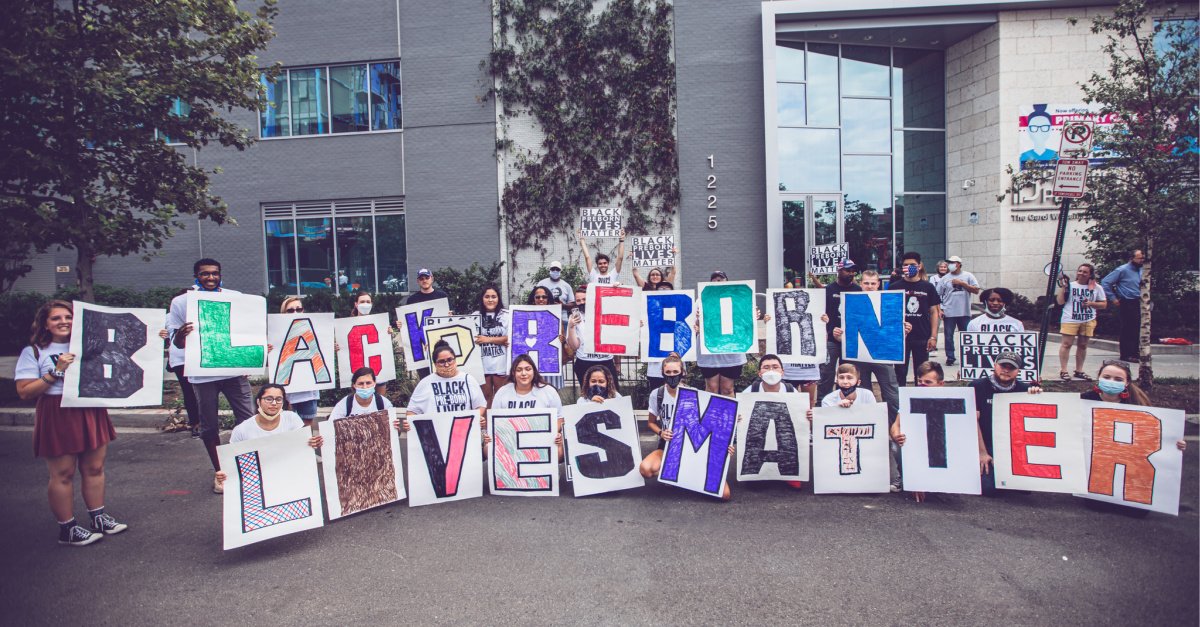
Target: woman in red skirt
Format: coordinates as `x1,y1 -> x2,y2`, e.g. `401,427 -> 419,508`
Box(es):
15,300 -> 127,546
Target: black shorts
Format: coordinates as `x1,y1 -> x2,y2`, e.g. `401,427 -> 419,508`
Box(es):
656,438 -> 666,451
701,365 -> 742,380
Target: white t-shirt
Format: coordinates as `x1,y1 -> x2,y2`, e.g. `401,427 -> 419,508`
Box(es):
408,372 -> 486,415
571,316 -> 610,362
535,277 -> 575,305
575,391 -> 623,404
783,362 -> 820,382
588,268 -> 621,286
647,386 -> 678,432
327,392 -> 395,421
168,287 -> 245,385
15,342 -> 70,396
491,383 -> 563,416
820,388 -> 879,407
938,271 -> 980,318
472,309 -> 510,375
967,314 -> 1026,333
1060,282 -> 1106,324
230,411 -> 306,443
166,286 -> 197,368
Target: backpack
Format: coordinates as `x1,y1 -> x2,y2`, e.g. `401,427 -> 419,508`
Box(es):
344,392 -> 386,415
749,380 -> 797,393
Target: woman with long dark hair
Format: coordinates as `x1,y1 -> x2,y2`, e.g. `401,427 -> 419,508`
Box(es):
214,384 -> 323,491
471,283 -> 510,405
15,300 -> 125,546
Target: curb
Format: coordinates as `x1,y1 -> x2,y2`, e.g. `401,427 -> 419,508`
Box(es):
1044,333 -> 1198,356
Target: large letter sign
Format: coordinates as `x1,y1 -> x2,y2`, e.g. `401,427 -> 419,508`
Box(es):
507,305 -> 563,374
764,289 -> 826,364
811,403 -> 890,494
562,397 -> 644,497
659,387 -> 738,498
584,283 -> 641,356
423,315 -> 485,382
640,290 -> 696,362
698,281 -> 757,355
407,411 -> 484,507
396,298 -> 450,371
488,409 -> 559,497
185,291 -> 267,376
62,302 -> 166,408
267,313 -> 336,393
218,428 -> 324,550
735,392 -> 810,482
841,291 -> 904,364
898,387 -> 980,494
318,409 -> 406,519
991,393 -> 1085,493
1076,400 -> 1185,515
335,313 -> 397,388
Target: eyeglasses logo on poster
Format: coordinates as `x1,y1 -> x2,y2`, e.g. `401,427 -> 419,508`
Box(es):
1018,103 -> 1118,170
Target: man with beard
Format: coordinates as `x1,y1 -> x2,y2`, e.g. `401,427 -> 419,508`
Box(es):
1100,249 -> 1145,362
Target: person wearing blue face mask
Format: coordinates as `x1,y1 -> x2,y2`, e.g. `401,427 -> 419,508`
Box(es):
327,367 -> 394,421
893,251 -> 942,386
1081,361 -> 1186,453
535,261 -> 575,306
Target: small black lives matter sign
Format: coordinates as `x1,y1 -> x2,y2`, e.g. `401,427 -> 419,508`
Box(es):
809,243 -> 849,275
957,332 -> 1040,382
580,207 -> 622,238
631,235 -> 675,267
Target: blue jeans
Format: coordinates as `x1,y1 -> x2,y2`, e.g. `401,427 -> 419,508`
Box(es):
290,399 -> 319,421
943,316 -> 970,362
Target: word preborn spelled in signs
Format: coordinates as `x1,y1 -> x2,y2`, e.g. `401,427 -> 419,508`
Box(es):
631,235 -> 675,267
63,302 -> 167,408
579,207 -> 622,237
957,332 -> 1040,382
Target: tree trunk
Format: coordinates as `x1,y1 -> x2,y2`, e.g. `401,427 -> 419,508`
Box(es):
75,242 -> 96,303
1137,240 -> 1153,387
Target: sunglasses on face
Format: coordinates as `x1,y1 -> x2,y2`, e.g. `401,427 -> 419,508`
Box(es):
285,307 -> 304,313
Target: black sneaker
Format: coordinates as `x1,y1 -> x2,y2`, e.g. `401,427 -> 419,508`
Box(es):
92,512 -> 128,535
59,525 -> 102,547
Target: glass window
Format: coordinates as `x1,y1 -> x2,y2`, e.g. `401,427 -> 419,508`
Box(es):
841,45 -> 890,97
370,62 -> 403,131
843,155 -> 893,273
375,214 -> 408,293
775,43 -> 805,82
290,68 -> 329,136
778,128 -> 840,192
260,73 -> 290,138
330,65 -> 370,133
805,43 -> 839,126
892,48 -> 945,128
265,220 -> 297,292
777,83 -> 806,126
842,98 -> 890,153
893,131 -> 945,192
895,194 -> 946,267
295,218 -> 336,295
336,216 -> 377,293
782,199 -> 806,279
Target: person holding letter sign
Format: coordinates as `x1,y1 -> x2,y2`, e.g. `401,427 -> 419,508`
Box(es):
1056,263 -> 1107,381
894,252 -> 941,386
270,297 -> 322,424
695,270 -> 749,396
214,384 -> 324,491
971,351 -> 1042,495
639,353 -> 685,479
15,300 -> 127,546
1081,361 -> 1185,452
818,260 -> 861,398
168,259 -> 256,486
567,285 -> 619,390
492,355 -> 566,460
741,354 -> 805,490
404,342 -> 487,429
889,361 -> 949,503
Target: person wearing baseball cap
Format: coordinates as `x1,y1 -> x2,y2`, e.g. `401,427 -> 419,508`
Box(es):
937,255 -> 980,367
405,268 -> 449,306
817,259 -> 861,399
970,349 -> 1042,495
535,260 -> 575,306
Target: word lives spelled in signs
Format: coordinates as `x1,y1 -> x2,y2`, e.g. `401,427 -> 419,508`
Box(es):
580,207 -> 622,237
63,302 -> 167,408
957,331 -> 1039,382
810,243 -> 849,275
631,235 -> 675,267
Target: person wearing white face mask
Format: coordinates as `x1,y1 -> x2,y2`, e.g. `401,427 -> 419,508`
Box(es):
535,261 -> 575,306
327,367 -> 395,421
739,354 -> 804,490
344,289 -> 395,395
936,256 -> 980,366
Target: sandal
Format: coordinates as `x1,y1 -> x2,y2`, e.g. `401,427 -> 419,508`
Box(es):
1074,371 -> 1093,381
1059,371 -> 1071,381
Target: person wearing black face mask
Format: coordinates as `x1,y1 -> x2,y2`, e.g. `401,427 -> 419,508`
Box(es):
575,364 -> 621,405
818,259 -> 862,399
640,353 -> 685,480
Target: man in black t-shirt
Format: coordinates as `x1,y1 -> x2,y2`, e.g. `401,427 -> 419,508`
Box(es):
817,260 -> 862,398
405,268 -> 450,306
970,351 -> 1041,495
893,251 -> 941,386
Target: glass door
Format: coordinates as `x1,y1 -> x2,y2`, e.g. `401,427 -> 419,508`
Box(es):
782,194 -> 844,283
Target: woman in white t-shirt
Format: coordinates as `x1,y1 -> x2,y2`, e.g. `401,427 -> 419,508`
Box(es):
967,288 -> 1026,333
216,384 -> 322,489
265,297 -> 323,424
492,354 -> 565,459
400,342 -> 487,430
328,367 -> 395,421
471,284 -> 510,406
1055,264 -> 1107,381
15,300 -> 126,547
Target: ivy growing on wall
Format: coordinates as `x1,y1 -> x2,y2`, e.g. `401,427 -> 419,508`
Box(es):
486,0 -> 679,255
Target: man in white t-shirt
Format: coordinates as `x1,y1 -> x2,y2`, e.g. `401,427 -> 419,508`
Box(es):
937,255 -> 980,366
578,228 -> 626,286
967,287 -> 1025,333
536,260 -> 575,306
1055,263 -> 1107,380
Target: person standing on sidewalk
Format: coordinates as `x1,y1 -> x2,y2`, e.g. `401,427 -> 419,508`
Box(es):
1056,263 -> 1107,381
937,255 -> 980,366
16,300 -> 127,546
894,252 -> 942,386
817,260 -> 861,399
169,258 -> 256,494
1100,250 -> 1145,362
165,286 -> 201,437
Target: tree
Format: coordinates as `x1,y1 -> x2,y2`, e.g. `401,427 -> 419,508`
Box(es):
0,0 -> 278,301
1007,1 -> 1198,387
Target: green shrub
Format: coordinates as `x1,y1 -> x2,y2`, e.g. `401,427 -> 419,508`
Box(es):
428,261 -> 504,314
0,291 -> 50,353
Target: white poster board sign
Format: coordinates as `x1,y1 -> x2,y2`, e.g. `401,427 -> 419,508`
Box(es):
319,408 -> 406,519
1076,400 -> 1185,516
562,397 -> 645,497
697,280 -> 757,355
898,387 -> 981,495
396,298 -> 451,371
810,243 -> 849,275
764,288 -> 827,364
423,315 -> 485,382
811,403 -> 890,494
657,387 -> 738,499
218,428 -> 324,550
62,302 -> 166,408
991,393 -> 1086,493
487,408 -> 559,497
266,313 -> 337,393
580,206 -> 622,237
631,235 -> 675,267
185,291 -> 267,377
735,392 -> 810,482
334,313 -> 397,388
407,411 -> 484,507
640,290 -> 697,363
584,282 -> 642,357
